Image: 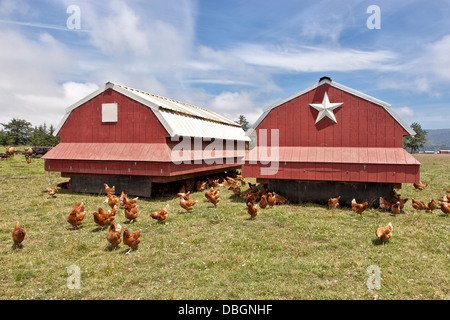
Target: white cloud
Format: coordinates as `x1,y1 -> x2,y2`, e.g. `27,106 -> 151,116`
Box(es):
425,34 -> 450,82
209,91 -> 262,125
83,0 -> 195,73
2,82 -> 99,128
0,30 -> 73,94
0,28 -> 81,127
393,106 -> 415,118
230,44 -> 398,73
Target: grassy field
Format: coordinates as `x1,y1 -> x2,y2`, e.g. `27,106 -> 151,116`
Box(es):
0,151 -> 448,300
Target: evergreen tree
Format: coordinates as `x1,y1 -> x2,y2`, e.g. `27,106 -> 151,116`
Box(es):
236,115 -> 250,132
403,122 -> 428,153
28,123 -> 60,147
0,118 -> 33,145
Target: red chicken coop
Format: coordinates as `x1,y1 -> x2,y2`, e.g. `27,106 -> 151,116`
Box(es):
242,77 -> 420,206
43,82 -> 250,197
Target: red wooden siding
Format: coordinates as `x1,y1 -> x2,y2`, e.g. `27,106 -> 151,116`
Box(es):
254,84 -> 410,148
57,89 -> 169,144
242,82 -> 420,184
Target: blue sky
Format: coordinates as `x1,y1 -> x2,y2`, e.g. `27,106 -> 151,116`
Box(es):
1,0 -> 449,130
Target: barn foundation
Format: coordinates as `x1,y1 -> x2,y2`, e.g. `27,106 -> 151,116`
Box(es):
70,175 -> 152,198
267,180 -> 395,207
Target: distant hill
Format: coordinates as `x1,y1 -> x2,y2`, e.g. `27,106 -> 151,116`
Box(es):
422,129 -> 450,152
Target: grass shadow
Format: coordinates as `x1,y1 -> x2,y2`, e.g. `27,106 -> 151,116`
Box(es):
104,245 -> 121,252
372,238 -> 390,246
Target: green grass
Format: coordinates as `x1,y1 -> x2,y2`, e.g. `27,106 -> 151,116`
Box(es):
0,151 -> 449,300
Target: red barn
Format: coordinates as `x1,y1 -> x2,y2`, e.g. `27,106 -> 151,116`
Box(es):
43,82 -> 250,197
243,77 -> 420,205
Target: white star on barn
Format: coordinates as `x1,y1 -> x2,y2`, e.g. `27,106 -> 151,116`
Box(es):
309,92 -> 343,124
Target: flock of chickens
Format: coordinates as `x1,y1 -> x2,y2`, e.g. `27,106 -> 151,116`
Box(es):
174,175 -> 290,221
65,184 -> 142,254
11,173 -> 450,251
328,182 -> 450,244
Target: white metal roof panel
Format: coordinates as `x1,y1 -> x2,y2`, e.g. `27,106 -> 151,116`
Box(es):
159,110 -> 250,141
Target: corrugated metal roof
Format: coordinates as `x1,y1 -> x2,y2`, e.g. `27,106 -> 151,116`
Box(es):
114,83 -> 238,126
54,82 -> 250,142
42,143 -> 246,162
247,146 -> 420,165
247,78 -> 416,136
158,109 -> 250,141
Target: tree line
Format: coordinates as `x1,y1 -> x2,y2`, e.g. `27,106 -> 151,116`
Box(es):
0,118 -> 60,147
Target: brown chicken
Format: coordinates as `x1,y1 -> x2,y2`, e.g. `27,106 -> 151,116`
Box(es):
149,204 -> 169,222
427,199 -> 437,211
398,198 -> 408,210
177,192 -> 190,200
104,193 -> 119,209
328,196 -> 341,213
207,178 -> 219,188
262,183 -> 269,195
236,175 -> 247,185
106,222 -> 122,249
5,146 -> 15,159
205,188 -> 219,199
47,187 -> 58,198
259,194 -> 268,209
104,183 -> 115,195
124,203 -> 138,222
379,197 -> 392,211
219,179 -> 229,187
179,195 -> 198,211
12,221 -> 26,248
413,182 -> 428,190
440,202 -> 450,214
246,201 -> 258,220
93,207 -> 115,229
411,198 -> 427,210
71,201 -> 85,212
57,180 -> 71,189
228,184 -> 241,197
205,188 -> 220,207
376,222 -> 393,244
120,192 -> 138,208
123,227 -> 141,254
267,193 -> 277,208
391,201 -> 401,215
392,192 -> 408,210
351,198 -> 368,215
67,201 -> 86,229
274,192 -> 289,205
110,205 -> 117,218
195,180 -> 207,192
